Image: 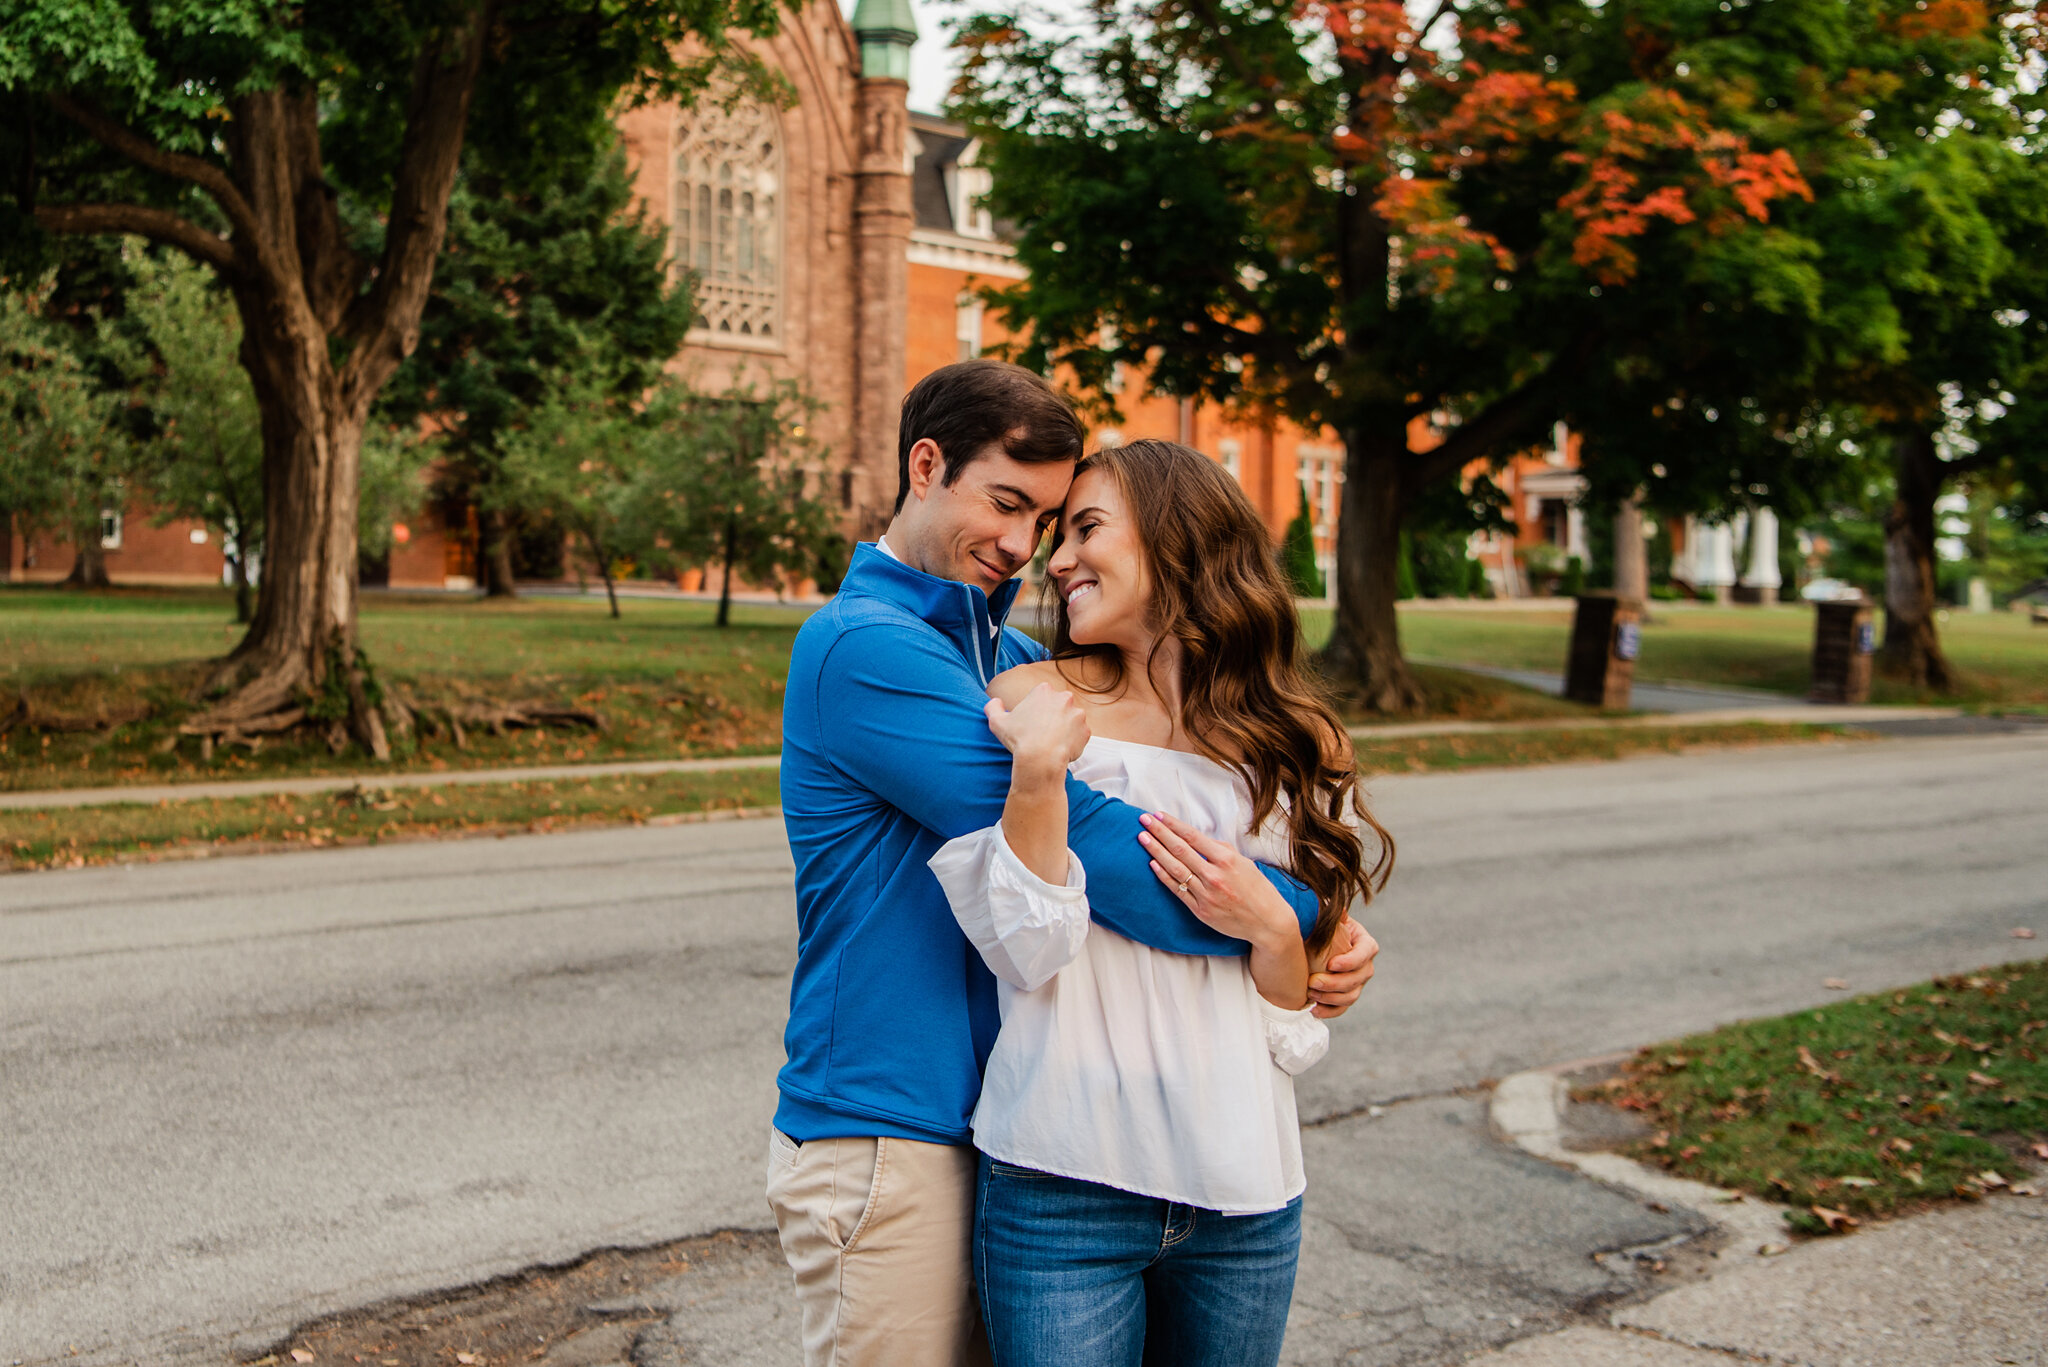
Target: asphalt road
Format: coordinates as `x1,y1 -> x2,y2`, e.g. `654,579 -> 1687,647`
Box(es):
4,732 -> 2044,1367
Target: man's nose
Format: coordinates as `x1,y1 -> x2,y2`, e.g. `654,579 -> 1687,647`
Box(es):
996,518 -> 1039,566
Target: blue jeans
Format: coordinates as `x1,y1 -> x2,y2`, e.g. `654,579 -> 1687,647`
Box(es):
973,1154 -> 1302,1367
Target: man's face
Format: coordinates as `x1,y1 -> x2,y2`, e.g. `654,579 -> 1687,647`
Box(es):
897,442 -> 1073,594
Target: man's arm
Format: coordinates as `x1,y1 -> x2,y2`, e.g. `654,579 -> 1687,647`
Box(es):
813,623 -> 1317,955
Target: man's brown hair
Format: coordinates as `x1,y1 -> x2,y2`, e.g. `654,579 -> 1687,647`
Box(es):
895,360 -> 1085,512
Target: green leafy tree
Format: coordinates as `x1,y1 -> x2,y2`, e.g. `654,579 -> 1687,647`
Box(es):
955,0 -> 1812,711
1,0 -> 782,753
379,138 -> 695,598
111,250 -> 264,619
1279,485 -> 1324,599
0,283 -> 127,587
651,377 -> 845,628
494,371 -> 662,621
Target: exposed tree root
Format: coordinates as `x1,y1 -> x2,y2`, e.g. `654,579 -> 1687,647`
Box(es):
0,692 -> 153,735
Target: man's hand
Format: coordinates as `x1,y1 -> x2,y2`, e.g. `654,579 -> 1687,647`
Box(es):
1309,916 -> 1378,1019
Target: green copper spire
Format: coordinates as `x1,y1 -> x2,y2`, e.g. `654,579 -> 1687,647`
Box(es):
850,0 -> 917,80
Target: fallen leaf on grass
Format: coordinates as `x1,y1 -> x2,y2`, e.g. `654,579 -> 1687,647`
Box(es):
2030,1142 -> 2048,1161
456,1356 -> 477,1365
1797,1045 -> 1843,1083
1968,1071 -> 2002,1087
290,1353 -> 314,1365
1975,1171 -> 2008,1190
1811,1205 -> 1859,1232
2011,1182 -> 2040,1197
1836,1176 -> 1878,1188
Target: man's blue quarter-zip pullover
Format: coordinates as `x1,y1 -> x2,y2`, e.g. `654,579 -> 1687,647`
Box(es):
774,542 -> 1320,1147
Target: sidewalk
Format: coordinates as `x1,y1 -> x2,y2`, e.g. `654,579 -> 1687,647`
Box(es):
1465,1198 -> 2046,1366
1482,1067 -> 2048,1367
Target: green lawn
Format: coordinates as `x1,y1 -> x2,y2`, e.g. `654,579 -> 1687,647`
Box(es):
1303,603 -> 2048,709
1588,960 -> 2048,1232
0,586 -> 805,791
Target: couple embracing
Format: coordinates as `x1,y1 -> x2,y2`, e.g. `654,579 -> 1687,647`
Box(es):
767,359 -> 1393,1367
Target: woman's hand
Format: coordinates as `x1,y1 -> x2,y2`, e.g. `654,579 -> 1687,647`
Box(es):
1137,811 -> 1299,947
985,683 -> 1090,781
987,683 -> 1088,885
1139,810 -> 1309,1008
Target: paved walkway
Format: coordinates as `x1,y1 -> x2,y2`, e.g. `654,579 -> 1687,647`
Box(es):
1428,660 -> 1830,713
1464,1197 -> 2047,1366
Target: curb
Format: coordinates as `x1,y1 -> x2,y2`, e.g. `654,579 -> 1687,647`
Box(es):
1489,1057 -> 1795,1264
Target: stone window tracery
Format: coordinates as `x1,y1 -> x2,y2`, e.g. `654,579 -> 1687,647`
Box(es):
674,99 -> 784,348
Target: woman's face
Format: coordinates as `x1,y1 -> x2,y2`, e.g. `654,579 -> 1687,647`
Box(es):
1047,467 -> 1152,649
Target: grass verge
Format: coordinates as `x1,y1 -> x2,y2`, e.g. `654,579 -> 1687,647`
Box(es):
1353,720 -> 1861,775
1302,603 -> 2048,710
1585,959 -> 2048,1233
1,766 -> 782,871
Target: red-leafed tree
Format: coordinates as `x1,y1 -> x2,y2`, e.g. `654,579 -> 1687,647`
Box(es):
956,0 -> 1815,709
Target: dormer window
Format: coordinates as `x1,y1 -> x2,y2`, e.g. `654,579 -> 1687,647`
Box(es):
944,142 -> 995,240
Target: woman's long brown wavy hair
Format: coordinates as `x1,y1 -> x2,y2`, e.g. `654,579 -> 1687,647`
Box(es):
1047,439 -> 1393,953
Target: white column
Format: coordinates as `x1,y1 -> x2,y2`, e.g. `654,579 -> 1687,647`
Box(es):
1744,506 -> 1781,602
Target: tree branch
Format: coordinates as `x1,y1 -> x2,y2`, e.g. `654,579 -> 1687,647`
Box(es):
1412,336 -> 1596,488
339,4 -> 491,409
46,94 -> 262,248
33,202 -> 237,274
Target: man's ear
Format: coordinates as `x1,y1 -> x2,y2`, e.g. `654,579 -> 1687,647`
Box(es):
904,438 -> 945,504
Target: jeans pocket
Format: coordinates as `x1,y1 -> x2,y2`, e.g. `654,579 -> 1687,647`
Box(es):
987,1159 -> 1054,1181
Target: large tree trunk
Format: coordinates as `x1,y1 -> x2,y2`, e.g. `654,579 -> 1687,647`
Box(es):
205,301 -> 389,754
482,505 -> 519,599
65,542 -> 110,587
1319,429 -> 1424,713
1880,427 -> 1952,690
717,515 -> 738,628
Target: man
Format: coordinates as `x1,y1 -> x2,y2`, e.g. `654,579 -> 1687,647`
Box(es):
769,360 -> 1378,1366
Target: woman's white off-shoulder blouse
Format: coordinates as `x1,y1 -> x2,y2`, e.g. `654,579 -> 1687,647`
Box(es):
927,736 -> 1328,1214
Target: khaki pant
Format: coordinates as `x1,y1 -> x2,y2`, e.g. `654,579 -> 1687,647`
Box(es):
765,1127 -> 992,1367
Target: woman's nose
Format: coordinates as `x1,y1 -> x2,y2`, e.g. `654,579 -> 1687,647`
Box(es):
1047,540 -> 1075,575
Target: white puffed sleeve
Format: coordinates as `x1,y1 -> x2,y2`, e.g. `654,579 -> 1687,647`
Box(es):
928,825 -> 1090,992
1257,997 -> 1330,1076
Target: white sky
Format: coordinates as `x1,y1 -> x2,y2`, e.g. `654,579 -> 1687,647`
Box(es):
839,0 -> 967,113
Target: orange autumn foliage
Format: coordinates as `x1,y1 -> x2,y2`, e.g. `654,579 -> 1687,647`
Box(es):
1301,0 -> 1807,293
1559,89 -> 1812,283
1888,0 -> 1991,42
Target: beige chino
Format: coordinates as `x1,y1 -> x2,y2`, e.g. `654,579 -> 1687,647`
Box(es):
765,1126 -> 992,1367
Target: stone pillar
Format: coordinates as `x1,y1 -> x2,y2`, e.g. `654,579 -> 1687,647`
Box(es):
1613,494 -> 1648,602
849,0 -> 917,540
1740,506 -> 1782,605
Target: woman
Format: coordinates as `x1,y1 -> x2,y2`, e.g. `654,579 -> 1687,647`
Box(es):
926,439 -> 1394,1367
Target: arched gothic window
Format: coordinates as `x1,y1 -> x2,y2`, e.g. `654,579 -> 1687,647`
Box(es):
674,99 -> 783,347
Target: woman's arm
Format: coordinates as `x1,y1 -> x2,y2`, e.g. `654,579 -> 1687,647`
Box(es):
982,680 -> 1089,883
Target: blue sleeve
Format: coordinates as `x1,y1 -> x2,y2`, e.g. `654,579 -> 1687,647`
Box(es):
816,623 -> 1318,952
